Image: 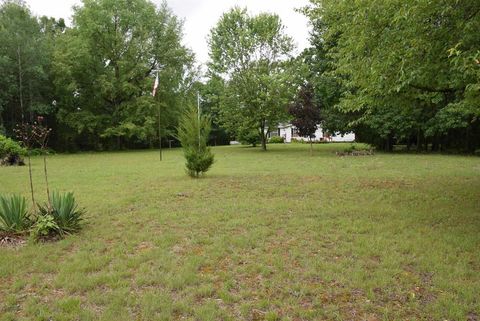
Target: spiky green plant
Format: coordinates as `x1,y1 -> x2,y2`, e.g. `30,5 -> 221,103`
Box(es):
177,106 -> 215,178
38,192 -> 84,235
0,194 -> 31,233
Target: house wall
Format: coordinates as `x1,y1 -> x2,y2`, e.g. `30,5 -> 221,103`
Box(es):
331,132 -> 356,142
279,126 -> 293,142
276,124 -> 355,143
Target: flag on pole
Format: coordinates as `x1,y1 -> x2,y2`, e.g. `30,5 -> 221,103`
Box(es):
152,72 -> 159,97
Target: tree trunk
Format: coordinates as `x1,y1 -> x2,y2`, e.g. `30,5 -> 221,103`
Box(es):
309,137 -> 313,156
260,120 -> 267,151
432,136 -> 439,152
385,135 -> 394,152
416,130 -> 422,152
261,134 -> 267,151
466,126 -> 471,153
17,46 -> 24,122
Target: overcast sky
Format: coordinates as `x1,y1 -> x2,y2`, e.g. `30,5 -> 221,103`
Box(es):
24,0 -> 311,65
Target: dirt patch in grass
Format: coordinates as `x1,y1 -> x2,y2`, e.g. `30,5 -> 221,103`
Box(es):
0,234 -> 27,248
359,178 -> 413,189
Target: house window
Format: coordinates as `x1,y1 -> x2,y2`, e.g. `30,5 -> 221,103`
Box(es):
269,129 -> 279,138
292,127 -> 300,137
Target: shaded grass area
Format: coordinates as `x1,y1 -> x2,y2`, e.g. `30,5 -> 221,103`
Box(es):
0,144 -> 479,320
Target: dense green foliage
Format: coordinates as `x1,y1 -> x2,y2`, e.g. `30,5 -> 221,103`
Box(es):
53,0 -> 194,150
0,0 -> 194,151
177,106 -> 214,177
237,127 -> 260,146
2,0 -> 477,153
31,213 -> 60,240
208,8 -> 296,151
37,191 -> 84,236
268,136 -> 285,144
197,78 -> 232,146
0,134 -> 26,165
0,194 -> 31,233
304,0 -> 480,152
0,1 -> 60,135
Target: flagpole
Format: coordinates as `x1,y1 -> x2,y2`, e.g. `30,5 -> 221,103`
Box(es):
197,91 -> 201,149
158,98 -> 162,161
152,69 -> 162,161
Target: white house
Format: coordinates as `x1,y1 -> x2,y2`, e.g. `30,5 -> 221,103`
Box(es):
268,123 -> 355,143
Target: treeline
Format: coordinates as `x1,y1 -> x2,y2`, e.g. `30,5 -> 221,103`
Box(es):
302,0 -> 480,152
0,0 -> 202,151
1,0 -> 479,153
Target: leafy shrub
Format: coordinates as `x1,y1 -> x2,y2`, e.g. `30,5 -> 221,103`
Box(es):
268,136 -> 285,144
344,144 -> 374,153
238,128 -> 260,147
177,107 -> 215,178
0,135 -> 26,166
32,214 -> 60,240
0,194 -> 32,233
338,144 -> 375,156
38,192 -> 85,235
344,144 -> 357,153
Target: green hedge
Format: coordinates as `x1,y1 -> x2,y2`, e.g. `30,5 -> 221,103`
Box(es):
0,135 -> 26,166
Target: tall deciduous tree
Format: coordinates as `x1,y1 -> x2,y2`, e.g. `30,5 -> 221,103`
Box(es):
53,0 -> 194,150
208,7 -> 295,151
0,1 -> 53,135
304,0 -> 480,152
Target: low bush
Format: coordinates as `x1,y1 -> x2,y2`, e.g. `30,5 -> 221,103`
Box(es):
31,213 -> 60,241
0,135 -> 26,166
344,144 -> 374,153
268,136 -> 285,144
0,194 -> 32,233
238,129 -> 260,147
37,192 -> 85,236
344,144 -> 357,153
337,144 -> 375,156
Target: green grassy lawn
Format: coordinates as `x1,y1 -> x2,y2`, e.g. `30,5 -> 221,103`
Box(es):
1,144 -> 479,321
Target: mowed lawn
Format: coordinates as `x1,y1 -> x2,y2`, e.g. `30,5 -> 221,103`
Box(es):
0,144 -> 479,321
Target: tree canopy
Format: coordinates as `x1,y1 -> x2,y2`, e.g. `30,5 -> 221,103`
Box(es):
0,0 -> 195,151
303,0 -> 480,152
53,0 -> 194,150
0,1 -> 56,134
208,7 -> 296,150
0,0 -> 478,153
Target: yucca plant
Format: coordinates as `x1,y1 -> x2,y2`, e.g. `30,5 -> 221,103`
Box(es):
38,192 -> 84,235
0,194 -> 32,233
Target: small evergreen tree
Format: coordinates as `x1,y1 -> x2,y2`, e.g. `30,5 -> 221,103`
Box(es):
177,106 -> 214,178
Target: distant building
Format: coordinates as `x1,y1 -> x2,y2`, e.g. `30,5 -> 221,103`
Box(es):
268,123 -> 355,143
